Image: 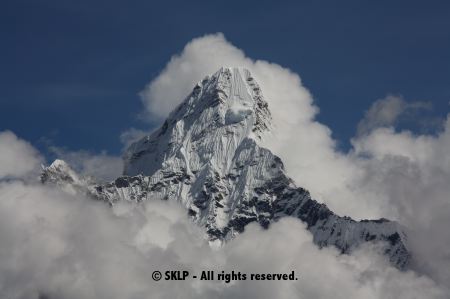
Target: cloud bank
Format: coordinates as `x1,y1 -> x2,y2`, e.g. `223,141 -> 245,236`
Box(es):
0,175 -> 446,298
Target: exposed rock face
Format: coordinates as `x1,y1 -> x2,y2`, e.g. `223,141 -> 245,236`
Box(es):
41,67 -> 410,270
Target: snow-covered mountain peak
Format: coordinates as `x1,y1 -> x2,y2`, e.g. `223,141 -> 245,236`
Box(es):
41,159 -> 86,195
123,67 -> 271,177
188,67 -> 272,136
167,67 -> 271,132
42,159 -> 80,184
41,159 -> 99,196
41,67 -> 411,270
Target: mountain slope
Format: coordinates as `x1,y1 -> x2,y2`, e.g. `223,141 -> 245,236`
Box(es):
41,67 -> 410,269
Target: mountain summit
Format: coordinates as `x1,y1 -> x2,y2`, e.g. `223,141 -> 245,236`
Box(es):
124,67 -> 271,177
42,67 -> 410,269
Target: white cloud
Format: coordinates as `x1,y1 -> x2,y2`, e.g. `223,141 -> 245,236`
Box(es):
0,130 -> 43,180
0,179 -> 447,299
119,127 -> 148,149
350,116 -> 450,286
357,95 -> 433,135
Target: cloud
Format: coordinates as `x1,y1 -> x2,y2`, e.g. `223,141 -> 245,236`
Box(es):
49,146 -> 123,181
1,131 -> 448,298
357,95 -> 433,135
350,116 -> 450,286
0,130 -> 43,180
0,178 -> 447,299
119,127 -> 149,149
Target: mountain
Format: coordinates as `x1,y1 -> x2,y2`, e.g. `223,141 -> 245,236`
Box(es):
41,67 -> 410,269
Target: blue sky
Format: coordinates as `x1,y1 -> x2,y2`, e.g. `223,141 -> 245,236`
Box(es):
1,0 -> 449,158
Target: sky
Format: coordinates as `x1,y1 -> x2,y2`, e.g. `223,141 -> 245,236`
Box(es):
1,1 -> 450,298
1,0 -> 449,158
